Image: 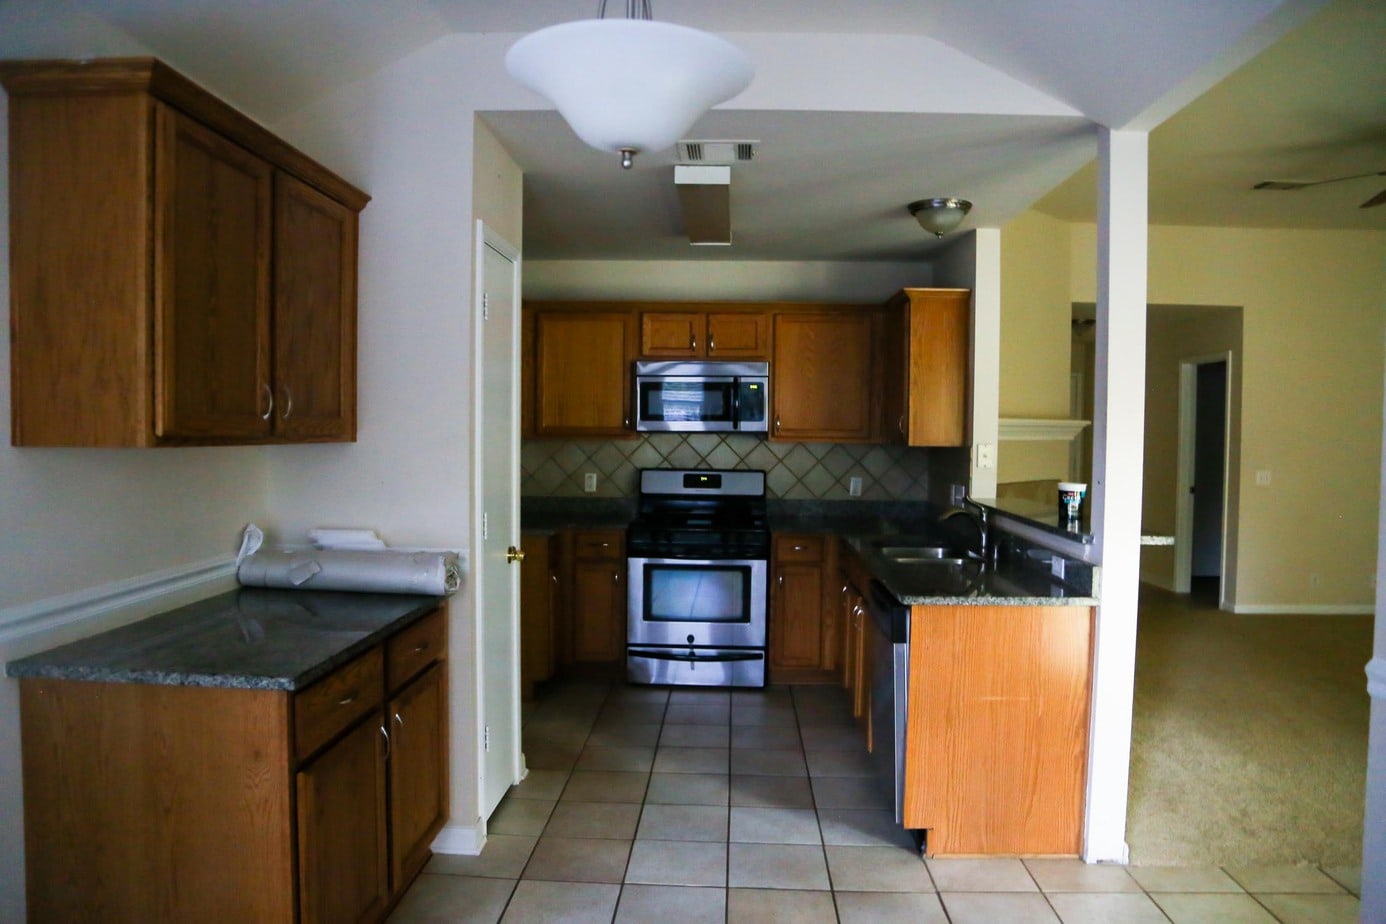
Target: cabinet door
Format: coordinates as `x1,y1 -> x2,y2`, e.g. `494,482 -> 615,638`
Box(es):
520,534 -> 556,696
273,172 -> 359,441
706,312 -> 769,359
297,717 -> 389,924
389,662 -> 447,893
640,312 -> 704,357
535,312 -> 634,436
904,290 -> 970,447
771,312 -> 875,442
154,106 -> 273,440
571,560 -> 624,662
770,563 -> 826,671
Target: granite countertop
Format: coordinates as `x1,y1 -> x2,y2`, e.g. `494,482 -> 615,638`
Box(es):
842,535 -> 1099,607
4,588 -> 443,691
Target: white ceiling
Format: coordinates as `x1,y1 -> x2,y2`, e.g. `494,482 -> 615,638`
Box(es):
11,0 -> 1385,261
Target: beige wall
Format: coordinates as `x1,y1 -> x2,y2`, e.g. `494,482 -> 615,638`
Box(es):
1070,223 -> 1385,609
1140,309 -> 1243,595
997,209 -> 1079,486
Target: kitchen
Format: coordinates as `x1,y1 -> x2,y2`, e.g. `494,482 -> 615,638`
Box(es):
1,2 -> 1384,922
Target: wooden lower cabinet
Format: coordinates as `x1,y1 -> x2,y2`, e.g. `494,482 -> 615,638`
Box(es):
17,605 -> 448,923
903,604 -> 1093,856
566,529 -> 626,664
769,534 -> 838,682
519,533 -> 557,697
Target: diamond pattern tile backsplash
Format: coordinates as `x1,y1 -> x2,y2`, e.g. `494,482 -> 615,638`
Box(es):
521,434 -> 934,501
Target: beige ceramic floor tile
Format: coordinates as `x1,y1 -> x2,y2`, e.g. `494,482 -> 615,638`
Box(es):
586,722 -> 661,748
574,745 -> 655,773
645,771 -> 730,806
1253,892 -> 1361,924
834,890 -> 950,924
487,798 -> 556,836
508,769 -> 569,801
800,724 -> 868,751
559,770 -> 650,804
1023,858 -> 1141,892
625,839 -> 728,887
730,724 -> 802,749
809,776 -> 889,810
637,803 -> 729,842
664,704 -> 731,725
729,806 -> 822,845
1152,892 -> 1280,923
614,885 -> 726,924
498,880 -> 620,924
1126,866 -> 1244,893
653,745 -> 730,774
727,888 -> 837,923
425,836 -> 537,880
1224,865 -> 1348,894
730,747 -> 809,777
939,892 -> 1060,924
660,723 -> 730,748
669,689 -> 732,706
385,874 -> 514,924
542,801 -> 642,839
825,845 -> 935,892
730,774 -> 815,808
727,843 -> 831,890
520,836 -> 632,883
1045,892 -> 1170,924
1320,866 -> 1362,896
731,704 -> 798,727
804,748 -> 874,778
817,808 -> 916,848
926,857 -> 1038,892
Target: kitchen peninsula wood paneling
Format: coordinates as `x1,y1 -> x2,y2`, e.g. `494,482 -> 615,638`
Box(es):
1,58 -> 366,446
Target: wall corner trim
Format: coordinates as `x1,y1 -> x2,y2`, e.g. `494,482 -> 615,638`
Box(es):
1368,656 -> 1386,700
1228,603 -> 1375,616
432,821 -> 485,856
0,555 -> 237,646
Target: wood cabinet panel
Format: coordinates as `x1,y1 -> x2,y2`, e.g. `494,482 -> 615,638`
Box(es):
571,559 -> 625,663
706,311 -> 769,359
297,717 -> 390,924
770,533 -> 838,681
641,312 -> 703,357
903,605 -> 1093,855
294,647 -> 385,763
388,662 -> 448,890
387,606 -> 447,690
520,533 -> 557,697
883,288 -> 971,447
534,311 -> 635,437
273,172 -> 358,440
771,311 -> 876,442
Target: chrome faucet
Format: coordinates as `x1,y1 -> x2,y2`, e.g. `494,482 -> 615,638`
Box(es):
939,496 -> 991,562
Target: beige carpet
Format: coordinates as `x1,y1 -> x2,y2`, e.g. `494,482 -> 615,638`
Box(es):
1126,584 -> 1373,867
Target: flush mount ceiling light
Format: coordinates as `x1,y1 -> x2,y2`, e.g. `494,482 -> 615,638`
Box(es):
505,0 -> 754,170
908,198 -> 973,237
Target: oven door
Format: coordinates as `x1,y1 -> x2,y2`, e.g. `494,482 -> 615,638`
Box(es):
627,557 -> 768,648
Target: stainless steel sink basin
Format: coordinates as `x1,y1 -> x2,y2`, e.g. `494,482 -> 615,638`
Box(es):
877,546 -> 968,565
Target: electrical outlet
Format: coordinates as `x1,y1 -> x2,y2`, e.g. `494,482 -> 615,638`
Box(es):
848,476 -> 863,497
1255,469 -> 1272,487
975,443 -> 995,469
583,472 -> 598,493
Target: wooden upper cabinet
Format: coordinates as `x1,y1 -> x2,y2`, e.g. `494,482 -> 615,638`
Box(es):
155,107 -> 274,440
771,309 -> 877,442
1,58 -> 368,447
883,288 -> 971,447
533,309 -> 635,437
639,309 -> 769,360
273,173 -> 359,441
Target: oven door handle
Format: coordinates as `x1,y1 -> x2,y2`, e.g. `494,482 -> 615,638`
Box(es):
628,650 -> 764,663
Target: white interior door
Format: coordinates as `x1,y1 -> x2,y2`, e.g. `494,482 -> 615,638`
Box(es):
474,221 -> 522,820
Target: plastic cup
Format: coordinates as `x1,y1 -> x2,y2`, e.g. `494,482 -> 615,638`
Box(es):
1058,482 -> 1087,521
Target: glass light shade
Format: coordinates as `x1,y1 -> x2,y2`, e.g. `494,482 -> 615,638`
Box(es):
505,19 -> 753,159
908,198 -> 972,237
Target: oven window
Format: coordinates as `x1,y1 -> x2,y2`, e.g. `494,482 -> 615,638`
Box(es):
644,564 -> 750,623
640,381 -> 731,423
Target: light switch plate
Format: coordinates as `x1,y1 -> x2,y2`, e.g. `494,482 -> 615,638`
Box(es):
583,472 -> 598,493
848,476 -> 863,497
1255,469 -> 1271,486
975,443 -> 995,469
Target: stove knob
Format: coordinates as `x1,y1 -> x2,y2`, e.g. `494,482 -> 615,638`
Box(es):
686,634 -> 695,645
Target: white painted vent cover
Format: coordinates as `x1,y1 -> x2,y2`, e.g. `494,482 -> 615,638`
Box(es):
677,140 -> 758,164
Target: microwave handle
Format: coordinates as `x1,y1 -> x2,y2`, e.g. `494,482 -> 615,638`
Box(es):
731,378 -> 741,430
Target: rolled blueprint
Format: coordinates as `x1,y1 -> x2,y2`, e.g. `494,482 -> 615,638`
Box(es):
237,548 -> 461,595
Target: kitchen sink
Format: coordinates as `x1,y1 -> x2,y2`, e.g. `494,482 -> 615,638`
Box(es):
877,545 -> 969,565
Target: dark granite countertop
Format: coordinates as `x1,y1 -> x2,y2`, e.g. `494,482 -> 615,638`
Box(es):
4,588 -> 443,691
973,496 -> 1094,544
522,497 -> 636,533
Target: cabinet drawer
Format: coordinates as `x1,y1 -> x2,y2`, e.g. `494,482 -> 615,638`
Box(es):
387,606 -> 446,691
573,529 -> 624,560
295,647 -> 384,762
774,535 -> 824,563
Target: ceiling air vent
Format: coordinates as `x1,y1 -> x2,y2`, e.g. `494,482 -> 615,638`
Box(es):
677,140 -> 759,164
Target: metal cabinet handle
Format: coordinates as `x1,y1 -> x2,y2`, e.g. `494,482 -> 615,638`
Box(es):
624,417 -> 630,428
774,415 -> 781,434
690,333 -> 697,350
379,724 -> 391,760
281,385 -> 294,420
393,712 -> 404,731
898,414 -> 905,436
413,641 -> 430,654
709,336 -> 716,353
778,575 -> 784,587
792,544 -> 806,552
337,691 -> 357,706
613,571 -> 620,583
259,383 -> 274,421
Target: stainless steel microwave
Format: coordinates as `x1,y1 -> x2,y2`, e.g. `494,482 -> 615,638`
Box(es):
633,361 -> 770,433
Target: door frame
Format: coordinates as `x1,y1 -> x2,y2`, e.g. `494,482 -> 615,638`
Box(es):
471,219 -> 524,822
1173,350 -> 1233,601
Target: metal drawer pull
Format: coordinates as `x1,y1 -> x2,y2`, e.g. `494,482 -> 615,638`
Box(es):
393,712 -> 404,730
379,724 -> 391,760
413,641 -> 430,653
281,385 -> 294,420
337,691 -> 357,706
259,383 -> 274,421
792,545 -> 806,551
709,336 -> 716,352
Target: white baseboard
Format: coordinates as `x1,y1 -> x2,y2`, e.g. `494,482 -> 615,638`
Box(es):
0,555 -> 238,646
1227,603 -> 1374,615
432,821 -> 485,856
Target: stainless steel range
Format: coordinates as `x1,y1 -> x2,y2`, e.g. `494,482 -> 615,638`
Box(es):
625,468 -> 769,688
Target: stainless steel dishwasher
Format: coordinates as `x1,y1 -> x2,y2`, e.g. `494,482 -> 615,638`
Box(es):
867,580 -> 910,825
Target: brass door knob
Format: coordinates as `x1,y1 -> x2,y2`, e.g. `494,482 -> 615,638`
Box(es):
507,546 -> 525,563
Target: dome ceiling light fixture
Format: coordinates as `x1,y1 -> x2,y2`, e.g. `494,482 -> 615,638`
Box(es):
504,0 -> 754,170
908,197 -> 973,237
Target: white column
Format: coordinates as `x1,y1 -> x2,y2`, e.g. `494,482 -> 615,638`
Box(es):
970,228 -> 1001,498
1361,330 -> 1386,920
1083,128 -> 1148,863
